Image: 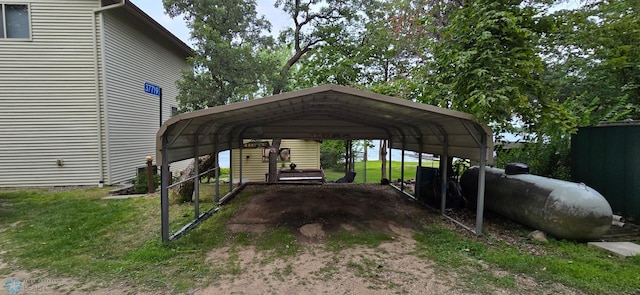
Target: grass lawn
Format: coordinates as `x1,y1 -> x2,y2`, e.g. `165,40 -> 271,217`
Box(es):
323,160 -> 439,183
0,185 -> 639,294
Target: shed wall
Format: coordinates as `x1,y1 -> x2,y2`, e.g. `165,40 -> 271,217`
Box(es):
232,140 -> 321,182
0,0 -> 102,187
571,124 -> 640,220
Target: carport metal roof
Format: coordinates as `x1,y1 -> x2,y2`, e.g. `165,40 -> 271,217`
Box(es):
156,84 -> 493,165
156,84 -> 493,242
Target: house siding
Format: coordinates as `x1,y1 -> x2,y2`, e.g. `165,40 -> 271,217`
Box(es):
101,10 -> 189,184
0,0 -> 101,187
232,140 -> 321,182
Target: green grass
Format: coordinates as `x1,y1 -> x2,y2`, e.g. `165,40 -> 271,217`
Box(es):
325,228 -> 393,252
414,226 -> 640,294
323,160 -> 438,183
0,185 -> 249,293
254,228 -> 300,264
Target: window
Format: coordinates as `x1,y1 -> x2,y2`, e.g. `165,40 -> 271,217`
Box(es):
1,4 -> 30,39
171,106 -> 178,117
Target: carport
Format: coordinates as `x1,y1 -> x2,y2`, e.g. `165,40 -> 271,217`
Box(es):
156,84 -> 493,242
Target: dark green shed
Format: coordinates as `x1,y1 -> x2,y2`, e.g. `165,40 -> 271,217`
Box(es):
571,121 -> 640,221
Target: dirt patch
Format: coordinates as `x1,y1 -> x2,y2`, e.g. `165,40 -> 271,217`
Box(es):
199,184 -> 579,295
200,235 -> 461,295
226,184 -> 433,243
0,256 -> 144,295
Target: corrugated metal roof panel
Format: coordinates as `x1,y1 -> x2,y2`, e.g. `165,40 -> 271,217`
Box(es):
157,85 -> 494,166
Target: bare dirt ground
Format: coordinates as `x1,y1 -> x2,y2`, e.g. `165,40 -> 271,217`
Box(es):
196,184 -> 579,295
0,184 -> 580,294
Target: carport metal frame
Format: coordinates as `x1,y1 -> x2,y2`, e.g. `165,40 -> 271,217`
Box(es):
157,85 -> 492,242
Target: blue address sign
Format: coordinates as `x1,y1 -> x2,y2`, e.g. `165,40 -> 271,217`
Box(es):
144,82 -> 161,96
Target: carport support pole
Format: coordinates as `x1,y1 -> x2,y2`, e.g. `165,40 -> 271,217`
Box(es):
228,134 -> 233,192
214,137 -> 220,203
388,139 -> 392,181
440,146 -> 449,214
418,137 -> 423,167
193,138 -> 200,218
401,139 -> 405,191
239,139 -> 243,185
475,144 -> 487,235
161,135 -> 169,242
363,141 -> 367,183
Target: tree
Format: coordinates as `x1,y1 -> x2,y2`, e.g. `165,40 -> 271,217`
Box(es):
164,0 -> 275,112
546,0 -> 640,125
496,0 -> 640,179
427,0 -> 574,137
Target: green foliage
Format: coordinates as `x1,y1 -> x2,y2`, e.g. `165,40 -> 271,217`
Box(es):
546,0 -> 640,125
427,0 -> 574,136
272,0 -> 371,93
163,0 -> 639,186
320,140 -> 347,170
326,229 -> 393,252
295,0 -> 433,90
254,228 -> 300,262
320,140 -> 376,171
131,171 -> 160,194
495,133 -> 572,180
163,0 -> 275,110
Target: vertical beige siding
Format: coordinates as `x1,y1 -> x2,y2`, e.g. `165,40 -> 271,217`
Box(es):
232,139 -> 321,182
101,10 -> 190,184
0,1 -> 101,187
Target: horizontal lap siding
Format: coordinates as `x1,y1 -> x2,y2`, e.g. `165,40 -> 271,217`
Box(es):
0,1 -> 101,187
102,11 -> 189,184
232,140 -> 321,182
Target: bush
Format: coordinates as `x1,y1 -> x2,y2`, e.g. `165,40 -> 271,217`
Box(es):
321,149 -> 343,170
495,134 -> 571,180
131,171 -> 160,194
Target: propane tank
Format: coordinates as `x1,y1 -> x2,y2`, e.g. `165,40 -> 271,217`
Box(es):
460,166 -> 612,240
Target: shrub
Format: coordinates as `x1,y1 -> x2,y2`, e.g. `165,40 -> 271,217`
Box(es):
131,171 -> 160,194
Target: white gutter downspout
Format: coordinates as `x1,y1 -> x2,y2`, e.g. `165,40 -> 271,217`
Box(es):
92,0 -> 126,186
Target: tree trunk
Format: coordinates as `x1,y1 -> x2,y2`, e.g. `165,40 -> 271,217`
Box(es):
267,138 -> 282,183
176,154 -> 217,202
344,140 -> 350,173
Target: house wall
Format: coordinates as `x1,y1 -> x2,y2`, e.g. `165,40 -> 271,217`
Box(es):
101,10 -> 190,184
232,140 -> 321,182
0,0 -> 102,187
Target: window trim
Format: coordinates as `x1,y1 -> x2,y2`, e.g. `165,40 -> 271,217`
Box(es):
0,2 -> 32,41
